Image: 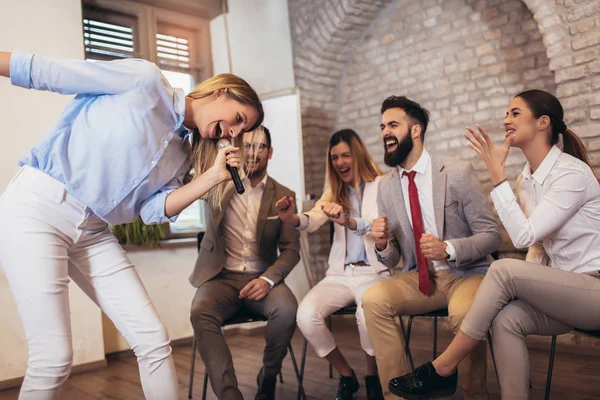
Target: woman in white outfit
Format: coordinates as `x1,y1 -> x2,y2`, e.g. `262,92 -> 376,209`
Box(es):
276,129 -> 390,400
0,51 -> 262,400
389,90 -> 600,400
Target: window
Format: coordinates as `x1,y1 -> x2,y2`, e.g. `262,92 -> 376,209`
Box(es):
161,69 -> 207,235
83,9 -> 137,60
81,0 -> 214,237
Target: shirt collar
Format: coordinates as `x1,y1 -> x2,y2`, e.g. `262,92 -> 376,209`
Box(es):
397,149 -> 431,177
347,181 -> 365,194
242,173 -> 268,190
173,88 -> 192,141
175,124 -> 192,141
523,145 -> 562,185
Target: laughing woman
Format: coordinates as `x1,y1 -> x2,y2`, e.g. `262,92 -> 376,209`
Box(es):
0,51 -> 263,400
388,90 -> 600,400
276,129 -> 389,400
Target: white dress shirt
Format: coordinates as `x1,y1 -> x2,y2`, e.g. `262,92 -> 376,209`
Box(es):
377,149 -> 456,270
222,174 -> 274,286
491,145 -> 600,275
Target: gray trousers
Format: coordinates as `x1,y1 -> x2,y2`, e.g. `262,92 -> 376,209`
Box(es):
190,271 -> 298,400
460,259 -> 600,400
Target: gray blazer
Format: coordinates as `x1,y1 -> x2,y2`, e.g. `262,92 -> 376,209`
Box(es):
189,176 -> 301,287
377,154 -> 501,276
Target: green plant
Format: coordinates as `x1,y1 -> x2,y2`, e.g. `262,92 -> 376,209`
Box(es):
110,217 -> 165,247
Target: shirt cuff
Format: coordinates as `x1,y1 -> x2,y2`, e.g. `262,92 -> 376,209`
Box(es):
490,180 -> 515,211
350,217 -> 370,236
10,51 -> 33,89
444,241 -> 456,261
296,213 -> 310,230
375,242 -> 393,260
140,190 -> 179,224
259,276 -> 275,287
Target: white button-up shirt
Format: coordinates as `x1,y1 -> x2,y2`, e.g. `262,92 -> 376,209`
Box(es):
395,150 -> 455,271
491,145 -> 600,274
222,174 -> 274,285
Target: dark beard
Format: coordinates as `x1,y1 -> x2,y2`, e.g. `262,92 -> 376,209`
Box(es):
244,160 -> 267,178
384,133 -> 413,167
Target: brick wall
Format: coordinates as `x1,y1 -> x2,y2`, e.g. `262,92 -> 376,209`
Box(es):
289,0 -> 600,280
338,0 -> 555,187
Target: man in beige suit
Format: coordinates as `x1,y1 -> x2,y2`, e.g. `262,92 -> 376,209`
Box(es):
189,126 -> 300,400
362,96 -> 501,399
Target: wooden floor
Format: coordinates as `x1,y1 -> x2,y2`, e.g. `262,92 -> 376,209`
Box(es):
1,316 -> 600,399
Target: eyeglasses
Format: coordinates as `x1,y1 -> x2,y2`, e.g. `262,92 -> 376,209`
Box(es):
243,142 -> 269,153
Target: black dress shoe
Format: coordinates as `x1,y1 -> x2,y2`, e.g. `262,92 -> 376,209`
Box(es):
255,369 -> 277,400
388,362 -> 457,400
336,370 -> 360,400
364,375 -> 384,400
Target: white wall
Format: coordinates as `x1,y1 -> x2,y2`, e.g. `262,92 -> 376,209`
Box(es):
103,246 -> 198,352
210,0 -> 295,96
210,0 -> 310,300
0,0 -> 106,382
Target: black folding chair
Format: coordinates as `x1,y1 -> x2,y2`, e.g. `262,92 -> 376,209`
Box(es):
544,329 -> 600,400
190,231 -> 306,399
401,308 -> 500,384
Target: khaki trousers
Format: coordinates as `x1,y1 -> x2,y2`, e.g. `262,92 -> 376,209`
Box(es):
362,269 -> 488,400
461,259 -> 600,399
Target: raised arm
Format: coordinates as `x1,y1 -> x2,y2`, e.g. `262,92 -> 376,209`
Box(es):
276,190 -> 330,233
492,165 -> 591,249
163,144 -> 240,220
6,51 -> 160,96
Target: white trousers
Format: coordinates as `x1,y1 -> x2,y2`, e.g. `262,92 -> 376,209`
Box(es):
296,266 -> 390,357
0,167 -> 179,400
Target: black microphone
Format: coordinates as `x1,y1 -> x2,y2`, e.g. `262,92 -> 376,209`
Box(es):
216,139 -> 245,194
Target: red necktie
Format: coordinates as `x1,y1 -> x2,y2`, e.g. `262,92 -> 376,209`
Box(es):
403,170 -> 431,295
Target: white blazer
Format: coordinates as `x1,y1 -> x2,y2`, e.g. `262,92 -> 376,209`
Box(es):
300,176 -> 391,276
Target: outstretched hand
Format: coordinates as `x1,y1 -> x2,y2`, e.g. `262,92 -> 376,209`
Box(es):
463,124 -> 514,185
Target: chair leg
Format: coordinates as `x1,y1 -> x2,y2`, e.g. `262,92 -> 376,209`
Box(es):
298,339 -> 308,400
201,372 -> 209,400
406,316 -> 415,371
287,344 -> 307,400
327,316 -> 333,379
188,338 -> 197,399
545,336 -> 557,400
487,331 -> 500,384
433,316 -> 438,359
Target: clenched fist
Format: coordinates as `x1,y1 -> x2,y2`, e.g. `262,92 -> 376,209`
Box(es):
275,195 -> 299,226
321,202 -> 346,226
419,233 -> 448,261
371,216 -> 389,251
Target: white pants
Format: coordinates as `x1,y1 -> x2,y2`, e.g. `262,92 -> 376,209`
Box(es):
0,167 -> 179,400
296,266 -> 390,357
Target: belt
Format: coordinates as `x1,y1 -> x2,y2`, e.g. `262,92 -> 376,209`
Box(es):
345,261 -> 369,268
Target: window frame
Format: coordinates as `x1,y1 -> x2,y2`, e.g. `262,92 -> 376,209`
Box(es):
82,0 -> 215,238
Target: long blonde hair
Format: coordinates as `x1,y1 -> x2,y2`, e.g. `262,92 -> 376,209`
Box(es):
325,129 -> 382,212
188,73 -> 264,207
